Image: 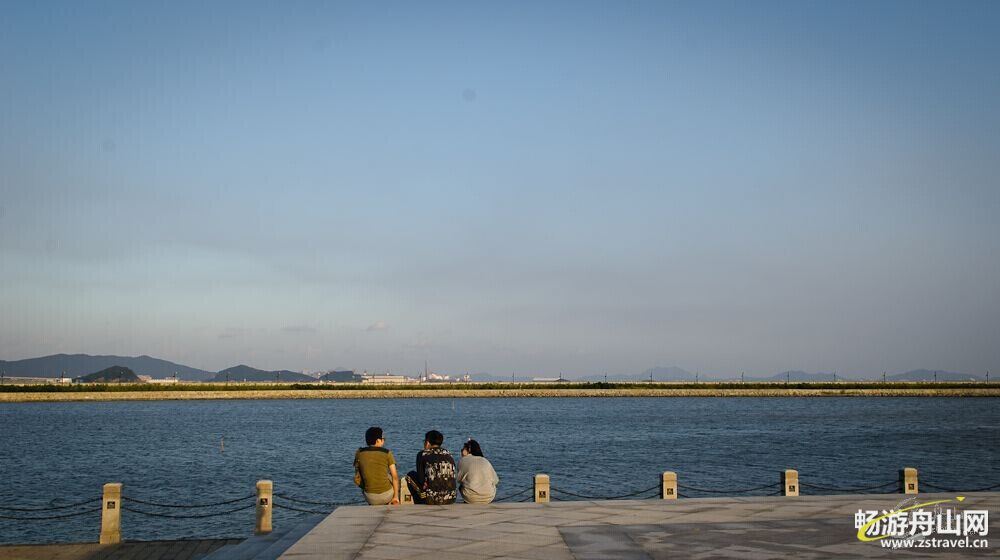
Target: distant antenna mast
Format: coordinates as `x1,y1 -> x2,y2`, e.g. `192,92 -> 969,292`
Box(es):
883,371 -> 886,384
741,371 -> 744,383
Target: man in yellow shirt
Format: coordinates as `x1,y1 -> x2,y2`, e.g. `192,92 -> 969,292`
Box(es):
353,426 -> 400,505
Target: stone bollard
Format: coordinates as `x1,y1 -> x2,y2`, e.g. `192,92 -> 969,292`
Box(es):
900,467 -> 919,494
782,470 -> 799,497
661,472 -> 677,500
399,476 -> 413,505
256,480 -> 273,535
534,474 -> 550,503
99,483 -> 122,544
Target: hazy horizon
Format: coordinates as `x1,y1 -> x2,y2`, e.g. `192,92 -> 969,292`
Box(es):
2,1 -> 998,376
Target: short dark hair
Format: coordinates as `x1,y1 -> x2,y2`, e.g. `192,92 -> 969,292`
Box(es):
365,426 -> 383,446
425,430 -> 444,446
463,439 -> 484,457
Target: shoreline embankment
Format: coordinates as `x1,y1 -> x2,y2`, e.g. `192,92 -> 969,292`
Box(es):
2,383 -> 999,402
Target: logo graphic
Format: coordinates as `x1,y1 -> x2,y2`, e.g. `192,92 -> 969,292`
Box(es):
854,496 -> 989,550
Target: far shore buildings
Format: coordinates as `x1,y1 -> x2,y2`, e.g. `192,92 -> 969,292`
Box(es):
137,375 -> 178,385
0,376 -> 73,385
355,371 -> 472,384
358,373 -> 411,384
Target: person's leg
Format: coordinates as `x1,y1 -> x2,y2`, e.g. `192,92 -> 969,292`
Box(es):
363,488 -> 394,505
460,487 -> 488,504
405,471 -> 425,504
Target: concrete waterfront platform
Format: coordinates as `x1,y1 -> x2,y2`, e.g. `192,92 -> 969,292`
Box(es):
0,538 -> 243,560
278,493 -> 999,559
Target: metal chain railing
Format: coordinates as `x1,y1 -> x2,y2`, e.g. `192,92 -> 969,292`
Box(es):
0,496 -> 101,521
274,493 -> 365,508
0,507 -> 102,521
921,481 -> 1000,493
799,480 -> 898,493
273,502 -> 330,515
122,494 -> 255,509
3,474 -> 996,531
492,487 -> 533,502
551,484 -> 661,501
677,482 -> 782,494
121,503 -> 256,519
0,496 -> 101,512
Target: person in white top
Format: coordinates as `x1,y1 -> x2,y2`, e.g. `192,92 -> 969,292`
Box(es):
457,439 -> 500,504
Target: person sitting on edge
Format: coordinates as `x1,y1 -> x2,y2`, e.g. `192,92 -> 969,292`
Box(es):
405,430 -> 457,505
354,426 -> 400,505
457,438 -> 500,504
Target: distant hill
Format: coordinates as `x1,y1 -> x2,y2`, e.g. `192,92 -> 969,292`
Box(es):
213,365 -> 315,382
765,370 -> 839,382
571,367 -> 698,382
0,354 -> 214,380
75,366 -> 142,383
638,366 -> 697,381
319,370 -> 359,382
890,369 -> 981,382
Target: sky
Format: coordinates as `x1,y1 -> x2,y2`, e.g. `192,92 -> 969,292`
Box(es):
1,1 -> 998,377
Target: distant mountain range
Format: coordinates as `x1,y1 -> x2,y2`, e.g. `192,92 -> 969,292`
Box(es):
0,354 -> 986,383
213,365 -> 314,383
886,369 -> 981,382
0,354 -> 214,380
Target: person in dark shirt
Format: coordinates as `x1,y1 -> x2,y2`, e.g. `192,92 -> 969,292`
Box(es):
405,430 -> 457,505
354,426 -> 400,505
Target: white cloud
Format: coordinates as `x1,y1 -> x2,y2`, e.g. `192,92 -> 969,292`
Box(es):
366,321 -> 388,332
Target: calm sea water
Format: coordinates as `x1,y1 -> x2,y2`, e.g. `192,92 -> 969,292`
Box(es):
1,397 -> 997,544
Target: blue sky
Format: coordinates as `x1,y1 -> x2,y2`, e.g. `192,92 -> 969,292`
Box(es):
1,1 -> 998,376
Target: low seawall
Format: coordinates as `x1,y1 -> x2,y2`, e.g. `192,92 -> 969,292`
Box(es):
2,386 -> 1000,402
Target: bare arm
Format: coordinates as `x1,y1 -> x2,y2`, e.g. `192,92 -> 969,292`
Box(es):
389,464 -> 400,505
